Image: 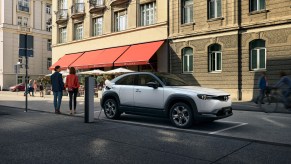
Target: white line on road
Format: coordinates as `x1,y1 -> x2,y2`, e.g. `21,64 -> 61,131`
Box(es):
262,117 -> 286,128
209,123 -> 248,134
104,119 -> 248,135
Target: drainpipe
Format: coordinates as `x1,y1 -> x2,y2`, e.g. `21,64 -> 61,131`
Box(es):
167,0 -> 171,73
237,0 -> 242,101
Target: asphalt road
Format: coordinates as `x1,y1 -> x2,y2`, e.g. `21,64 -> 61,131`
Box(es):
1,105 -> 291,164
77,108 -> 291,146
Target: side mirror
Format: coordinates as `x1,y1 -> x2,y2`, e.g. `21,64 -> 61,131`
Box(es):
146,82 -> 159,89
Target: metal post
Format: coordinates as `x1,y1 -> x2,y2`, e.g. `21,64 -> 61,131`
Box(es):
25,34 -> 28,112
85,77 -> 94,123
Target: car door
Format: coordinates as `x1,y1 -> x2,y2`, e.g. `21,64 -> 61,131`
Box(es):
115,75 -> 136,107
134,74 -> 164,109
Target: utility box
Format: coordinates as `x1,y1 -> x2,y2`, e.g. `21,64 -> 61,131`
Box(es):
85,77 -> 94,123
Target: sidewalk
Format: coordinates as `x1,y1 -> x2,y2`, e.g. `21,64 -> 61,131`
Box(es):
0,91 -> 101,115
0,91 -> 290,114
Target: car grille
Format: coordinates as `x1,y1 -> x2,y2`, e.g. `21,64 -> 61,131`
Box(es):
212,95 -> 229,101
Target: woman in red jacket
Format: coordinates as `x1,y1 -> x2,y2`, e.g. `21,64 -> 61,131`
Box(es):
66,67 -> 80,114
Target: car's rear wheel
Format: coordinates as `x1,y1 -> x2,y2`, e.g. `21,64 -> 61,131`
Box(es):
170,102 -> 193,128
103,99 -> 121,119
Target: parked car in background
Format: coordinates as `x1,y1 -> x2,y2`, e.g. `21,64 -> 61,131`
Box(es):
101,72 -> 233,128
9,83 -> 25,92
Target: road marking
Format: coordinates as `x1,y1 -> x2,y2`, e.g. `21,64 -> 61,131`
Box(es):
104,119 -> 248,135
262,117 -> 286,128
208,123 -> 248,134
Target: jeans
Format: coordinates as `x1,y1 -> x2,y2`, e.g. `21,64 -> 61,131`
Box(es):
53,91 -> 63,110
256,89 -> 266,103
68,88 -> 78,110
282,89 -> 291,106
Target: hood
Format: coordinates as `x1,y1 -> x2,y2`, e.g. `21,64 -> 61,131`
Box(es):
170,86 -> 230,96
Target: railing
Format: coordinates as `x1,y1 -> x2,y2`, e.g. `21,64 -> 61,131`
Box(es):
18,26 -> 31,32
56,9 -> 68,20
18,5 -> 29,12
89,0 -> 104,6
109,0 -> 129,6
72,3 -> 85,14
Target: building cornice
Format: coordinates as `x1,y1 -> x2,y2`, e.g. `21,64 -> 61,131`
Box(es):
53,21 -> 167,48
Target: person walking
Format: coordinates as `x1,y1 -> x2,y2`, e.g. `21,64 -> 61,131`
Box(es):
39,81 -> 44,97
33,80 -> 37,96
274,71 -> 291,109
51,65 -> 64,114
65,67 -> 80,115
29,80 -> 34,96
255,72 -> 268,104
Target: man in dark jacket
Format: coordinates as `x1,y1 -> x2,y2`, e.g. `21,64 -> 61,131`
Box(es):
255,71 -> 268,104
51,65 -> 64,114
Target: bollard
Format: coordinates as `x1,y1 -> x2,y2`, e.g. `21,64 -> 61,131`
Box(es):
85,77 -> 94,123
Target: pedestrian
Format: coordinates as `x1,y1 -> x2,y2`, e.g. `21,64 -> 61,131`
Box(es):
255,71 -> 268,104
29,80 -> 34,96
51,65 -> 64,114
65,67 -> 80,115
39,81 -> 44,97
33,80 -> 37,96
274,71 -> 291,109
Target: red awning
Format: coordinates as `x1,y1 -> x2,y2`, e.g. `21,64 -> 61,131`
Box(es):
49,53 -> 83,70
114,41 -> 164,66
70,46 -> 129,69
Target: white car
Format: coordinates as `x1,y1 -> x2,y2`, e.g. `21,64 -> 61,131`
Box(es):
101,72 -> 232,128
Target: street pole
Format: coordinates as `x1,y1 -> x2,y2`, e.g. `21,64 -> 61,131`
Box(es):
25,34 -> 28,112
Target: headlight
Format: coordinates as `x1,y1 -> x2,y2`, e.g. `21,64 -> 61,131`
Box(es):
197,94 -> 213,100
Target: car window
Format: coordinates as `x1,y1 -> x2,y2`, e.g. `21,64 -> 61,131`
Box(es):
155,73 -> 189,86
137,74 -> 160,86
115,75 -> 135,85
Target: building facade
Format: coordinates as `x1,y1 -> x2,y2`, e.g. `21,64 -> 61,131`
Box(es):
0,0 -> 52,90
51,0 -> 168,72
169,0 -> 291,101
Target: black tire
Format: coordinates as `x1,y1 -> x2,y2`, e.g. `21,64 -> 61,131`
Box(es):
103,98 -> 121,119
169,102 -> 193,128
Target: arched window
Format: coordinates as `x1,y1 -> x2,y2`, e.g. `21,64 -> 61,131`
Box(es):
250,0 -> 265,12
208,44 -> 222,72
182,47 -> 193,73
250,39 -> 266,70
208,0 -> 222,19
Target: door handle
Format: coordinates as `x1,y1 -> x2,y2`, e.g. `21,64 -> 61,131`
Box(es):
135,89 -> 141,93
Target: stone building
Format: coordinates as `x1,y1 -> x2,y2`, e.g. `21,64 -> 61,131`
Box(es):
169,0 -> 291,101
0,0 -> 52,90
51,0 -> 168,73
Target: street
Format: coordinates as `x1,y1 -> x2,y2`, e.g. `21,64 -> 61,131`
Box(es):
1,92 -> 291,163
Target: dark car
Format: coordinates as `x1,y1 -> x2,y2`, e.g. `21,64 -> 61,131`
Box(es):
9,83 -> 25,92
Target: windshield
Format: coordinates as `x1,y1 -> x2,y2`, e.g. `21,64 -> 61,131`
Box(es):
155,73 -> 189,86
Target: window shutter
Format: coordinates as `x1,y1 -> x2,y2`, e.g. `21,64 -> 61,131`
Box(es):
217,0 -> 222,17
209,0 -> 215,18
251,49 -> 258,70
259,49 -> 266,69
259,0 -> 265,10
217,52 -> 222,71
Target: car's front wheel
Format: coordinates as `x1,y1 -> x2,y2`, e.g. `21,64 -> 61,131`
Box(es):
170,102 -> 193,128
103,99 -> 121,119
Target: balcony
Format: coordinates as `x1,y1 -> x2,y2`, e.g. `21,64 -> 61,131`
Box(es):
89,0 -> 106,13
109,0 -> 129,6
18,5 -> 30,13
55,9 -> 68,24
71,3 -> 85,19
18,26 -> 31,33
